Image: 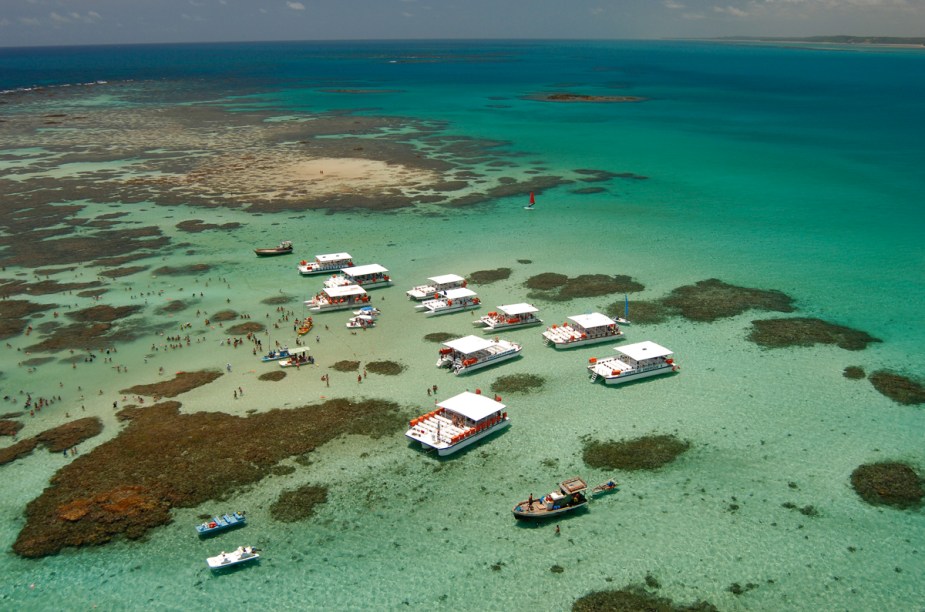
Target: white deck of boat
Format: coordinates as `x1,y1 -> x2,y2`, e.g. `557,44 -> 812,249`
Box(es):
437,391 -> 506,421
443,335 -> 494,354
498,303 -> 538,316
315,252 -> 352,262
615,340 -> 673,360
441,287 -> 477,299
429,273 -> 464,284
568,312 -> 616,329
341,263 -> 389,277
322,284 -> 368,298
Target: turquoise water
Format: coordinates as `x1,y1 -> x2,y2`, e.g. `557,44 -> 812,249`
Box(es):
1,41 -> 923,610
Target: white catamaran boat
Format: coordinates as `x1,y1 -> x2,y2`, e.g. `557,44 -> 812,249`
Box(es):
406,274 -> 467,300
542,312 -> 623,349
405,391 -> 509,456
305,284 -> 372,312
588,341 -> 678,384
279,346 -> 312,368
436,335 -> 522,375
415,287 -> 481,317
323,264 -> 392,290
297,252 -> 354,276
473,303 -> 543,331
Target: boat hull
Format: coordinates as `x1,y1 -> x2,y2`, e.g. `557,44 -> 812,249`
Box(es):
196,513 -> 247,537
425,304 -> 480,317
474,319 -> 543,331
406,419 -> 510,456
512,501 -> 588,520
592,363 -> 678,384
545,333 -> 623,349
255,248 -> 292,257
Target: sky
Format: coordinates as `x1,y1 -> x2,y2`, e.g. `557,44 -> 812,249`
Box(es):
0,0 -> 922,48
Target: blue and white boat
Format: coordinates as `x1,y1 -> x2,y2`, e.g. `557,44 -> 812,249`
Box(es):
196,512 -> 247,537
260,347 -> 292,362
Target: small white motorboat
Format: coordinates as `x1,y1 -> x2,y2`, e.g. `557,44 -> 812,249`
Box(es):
346,314 -> 376,329
206,545 -> 260,570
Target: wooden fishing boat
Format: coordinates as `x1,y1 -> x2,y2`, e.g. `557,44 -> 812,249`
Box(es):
512,477 -> 618,520
254,241 -> 293,257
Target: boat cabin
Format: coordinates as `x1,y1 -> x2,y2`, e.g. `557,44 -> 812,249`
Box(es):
406,274 -> 467,300
325,263 -> 392,289
306,284 -> 371,311
614,341 -> 673,368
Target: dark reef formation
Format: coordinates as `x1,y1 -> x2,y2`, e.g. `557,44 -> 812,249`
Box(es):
120,369 -> 223,398
490,373 -> 545,394
867,370 -> 925,405
469,268 -> 512,284
526,273 -> 643,302
850,462 -> 923,509
747,317 -> 881,350
258,370 -> 287,382
365,360 -> 406,375
583,435 -> 690,471
661,278 -> 795,322
573,586 -> 717,612
225,322 -> 266,335
843,366 -> 866,380
331,360 -> 360,372
423,332 -> 457,343
270,485 -> 329,522
0,417 -> 103,466
13,397 -> 405,558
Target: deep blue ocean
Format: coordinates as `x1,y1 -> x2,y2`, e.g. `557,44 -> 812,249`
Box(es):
1,40 -> 923,611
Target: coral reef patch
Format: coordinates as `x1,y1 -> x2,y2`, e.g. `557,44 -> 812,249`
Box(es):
490,373 -> 545,394
850,462 -> 923,509
120,369 -> 223,398
469,268 -> 512,284
0,417 -> 103,466
573,586 -> 717,612
583,435 -> 690,471
270,485 -> 329,522
527,273 -> 643,302
662,278 -> 795,322
12,397 -> 404,558
867,370 -> 925,405
258,370 -> 287,382
748,317 -> 881,350
365,360 -> 406,375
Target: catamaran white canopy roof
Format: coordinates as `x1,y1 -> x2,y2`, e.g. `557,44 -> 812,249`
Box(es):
443,335 -> 493,354
438,391 -> 506,421
616,341 -> 673,360
568,312 -> 616,329
498,303 -> 538,316
323,284 -> 368,297
429,274 -> 465,285
316,252 -> 352,262
442,287 -> 477,299
341,264 -> 388,277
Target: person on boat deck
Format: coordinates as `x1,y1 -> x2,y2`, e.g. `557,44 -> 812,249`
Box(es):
528,493 -> 534,507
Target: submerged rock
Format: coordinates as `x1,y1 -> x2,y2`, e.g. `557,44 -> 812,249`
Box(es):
258,370 -> 287,382
583,435 -> 690,471
490,373 -> 545,394
365,360 -> 406,375
469,268 -> 512,284
331,360 -> 360,372
850,462 -> 923,509
868,370 -> 925,405
843,366 -> 866,380
748,317 -> 881,350
423,332 -> 457,343
662,278 -> 795,322
573,586 -> 717,612
270,485 -> 328,522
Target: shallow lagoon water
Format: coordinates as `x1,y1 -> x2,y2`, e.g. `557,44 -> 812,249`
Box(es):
1,41 -> 923,610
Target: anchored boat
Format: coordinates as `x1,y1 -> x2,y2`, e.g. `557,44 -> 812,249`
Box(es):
196,511 -> 247,537
588,341 -> 678,384
436,334 -> 522,375
415,287 -> 481,316
297,252 -> 354,276
206,545 -> 260,570
346,314 -> 376,329
405,391 -> 509,456
542,312 -> 623,349
406,274 -> 467,300
279,346 -> 312,368
323,264 -> 392,290
473,303 -> 542,331
254,241 -> 293,257
512,477 -> 618,520
306,285 -> 372,312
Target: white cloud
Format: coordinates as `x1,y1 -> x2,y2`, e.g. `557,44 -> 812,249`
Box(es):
665,0 -> 685,9
19,17 -> 40,26
287,1 -> 305,10
713,5 -> 749,16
